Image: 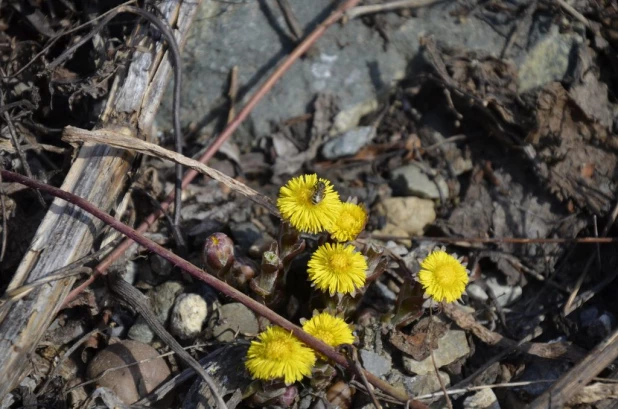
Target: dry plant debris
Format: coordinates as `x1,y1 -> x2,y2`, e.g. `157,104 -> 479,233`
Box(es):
2,1 -> 618,409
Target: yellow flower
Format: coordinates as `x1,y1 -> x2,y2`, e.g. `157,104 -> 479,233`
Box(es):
327,202 -> 368,242
277,174 -> 340,234
302,312 -> 354,349
307,243 -> 367,295
418,250 -> 469,303
245,326 -> 316,384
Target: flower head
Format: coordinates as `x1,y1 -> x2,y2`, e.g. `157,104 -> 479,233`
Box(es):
277,174 -> 340,234
245,326 -> 316,384
307,243 -> 367,295
418,249 -> 469,303
302,312 -> 354,349
327,202 -> 368,242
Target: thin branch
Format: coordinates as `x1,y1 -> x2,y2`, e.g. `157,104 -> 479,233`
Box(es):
563,200 -> 618,315
554,0 -> 591,29
415,380 -> 555,400
345,0 -> 443,20
0,169 -> 428,408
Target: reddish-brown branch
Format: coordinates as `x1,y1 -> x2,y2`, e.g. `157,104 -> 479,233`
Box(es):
63,0 -> 361,306
1,169 -> 427,408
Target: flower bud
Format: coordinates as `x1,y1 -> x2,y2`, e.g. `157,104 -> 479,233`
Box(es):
251,248 -> 282,298
277,385 -> 298,408
326,381 -> 355,409
202,233 -> 234,277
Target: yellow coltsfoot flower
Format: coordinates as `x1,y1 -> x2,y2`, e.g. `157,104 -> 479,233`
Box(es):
327,202 -> 368,242
418,249 -> 469,303
302,312 -> 354,349
307,243 -> 367,295
277,174 -> 340,234
245,326 -> 316,384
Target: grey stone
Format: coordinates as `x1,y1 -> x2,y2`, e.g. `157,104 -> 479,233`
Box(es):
404,371 -> 450,397
485,276 -> 522,307
463,389 -> 500,409
321,126 -> 373,159
127,319 -> 155,344
359,349 -> 392,378
210,303 -> 259,342
390,164 -> 449,199
158,1 -> 510,142
230,222 -> 262,249
518,26 -> 581,92
402,330 -> 470,375
128,281 -> 185,343
466,283 -> 489,302
150,254 -> 173,276
376,197 -> 436,235
170,293 -> 209,340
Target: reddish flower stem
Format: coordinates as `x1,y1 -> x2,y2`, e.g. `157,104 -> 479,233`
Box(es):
1,170 -> 427,408
63,0 -> 362,306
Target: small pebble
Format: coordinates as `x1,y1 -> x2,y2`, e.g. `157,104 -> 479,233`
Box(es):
170,293 -> 209,340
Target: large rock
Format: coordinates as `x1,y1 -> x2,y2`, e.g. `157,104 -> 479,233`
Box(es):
402,330 -> 470,375
86,340 -> 171,404
376,197 -> 435,235
157,1 -> 513,142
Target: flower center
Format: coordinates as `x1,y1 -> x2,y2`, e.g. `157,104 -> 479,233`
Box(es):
434,265 -> 457,286
314,329 -> 334,345
269,338 -> 294,360
328,253 -> 349,272
339,212 -> 355,229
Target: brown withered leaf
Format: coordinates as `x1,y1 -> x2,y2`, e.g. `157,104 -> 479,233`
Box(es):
528,83 -> 615,215
389,317 -> 447,361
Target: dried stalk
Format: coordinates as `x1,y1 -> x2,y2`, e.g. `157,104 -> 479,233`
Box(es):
62,126 -> 279,216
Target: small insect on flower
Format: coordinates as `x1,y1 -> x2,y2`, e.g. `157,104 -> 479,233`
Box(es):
245,326 -> 316,384
302,312 -> 354,349
277,174 -> 341,234
307,243 -> 367,295
327,202 -> 368,242
311,181 -> 327,205
418,249 -> 469,303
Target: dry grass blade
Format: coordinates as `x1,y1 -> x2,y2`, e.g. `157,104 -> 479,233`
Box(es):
345,0 -> 443,20
62,126 -> 279,216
